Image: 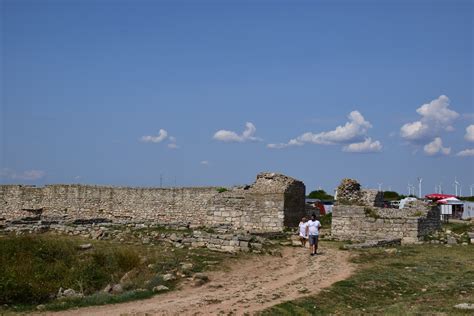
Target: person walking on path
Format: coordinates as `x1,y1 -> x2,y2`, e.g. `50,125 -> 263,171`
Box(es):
306,214 -> 321,256
298,217 -> 308,247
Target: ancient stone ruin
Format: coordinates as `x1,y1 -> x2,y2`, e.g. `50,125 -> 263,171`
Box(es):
332,178 -> 441,244
0,172 -> 306,234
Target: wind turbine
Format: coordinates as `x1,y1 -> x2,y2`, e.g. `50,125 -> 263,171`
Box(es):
470,184 -> 474,197
378,183 -> 383,192
454,177 -> 460,196
417,177 -> 423,198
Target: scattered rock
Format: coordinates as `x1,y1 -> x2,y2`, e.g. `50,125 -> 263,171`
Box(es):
447,236 -> 457,245
384,248 -> 397,254
152,285 -> 169,293
111,284 -> 123,294
103,284 -> 112,293
58,288 -> 83,298
169,233 -> 180,242
193,272 -> 210,286
162,273 -> 176,281
120,268 -> 140,284
36,304 -> 46,311
181,263 -> 193,271
454,303 -> 474,310
63,288 -> 76,297
297,287 -> 309,293
344,239 -> 401,249
78,243 -> 92,250
193,273 -> 209,282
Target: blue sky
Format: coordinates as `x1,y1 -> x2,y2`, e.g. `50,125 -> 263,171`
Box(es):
1,0 -> 473,196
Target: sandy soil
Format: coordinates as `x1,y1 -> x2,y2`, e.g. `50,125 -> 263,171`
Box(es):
48,245 -> 355,316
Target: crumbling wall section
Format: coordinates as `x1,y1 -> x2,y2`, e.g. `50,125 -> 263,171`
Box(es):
0,172 -> 305,233
332,179 -> 441,243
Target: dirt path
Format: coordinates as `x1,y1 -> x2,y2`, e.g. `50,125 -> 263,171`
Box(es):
50,245 -> 355,316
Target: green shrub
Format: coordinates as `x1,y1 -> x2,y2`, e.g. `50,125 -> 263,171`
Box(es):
320,213 -> 332,226
364,207 -> 380,219
216,187 -> 228,193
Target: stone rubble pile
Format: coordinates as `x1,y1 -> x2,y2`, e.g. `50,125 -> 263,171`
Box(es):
336,178 -> 363,204
0,219 -> 269,253
425,228 -> 473,245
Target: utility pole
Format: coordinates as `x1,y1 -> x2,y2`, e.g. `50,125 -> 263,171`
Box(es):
378,183 -> 383,192
160,174 -> 163,188
470,184 -> 474,197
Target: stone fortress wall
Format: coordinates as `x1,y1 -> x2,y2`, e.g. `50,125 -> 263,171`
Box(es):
0,172 -> 306,233
331,179 -> 441,244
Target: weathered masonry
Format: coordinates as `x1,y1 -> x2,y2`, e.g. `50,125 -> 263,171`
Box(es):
0,172 -> 305,233
331,179 -> 441,244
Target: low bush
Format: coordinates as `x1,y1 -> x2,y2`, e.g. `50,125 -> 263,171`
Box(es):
319,213 -> 332,226
364,207 -> 380,219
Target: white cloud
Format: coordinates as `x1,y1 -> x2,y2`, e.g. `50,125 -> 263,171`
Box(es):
267,139 -> 304,149
200,160 -> 210,165
267,111 -> 373,149
342,138 -> 382,153
140,129 -> 168,143
465,125 -> 474,142
213,122 -> 261,143
400,95 -> 459,142
456,149 -> 474,157
0,169 -> 46,181
400,121 -> 430,140
141,129 -> 179,148
423,137 -> 451,156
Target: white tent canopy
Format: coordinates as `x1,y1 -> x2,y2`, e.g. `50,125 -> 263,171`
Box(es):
438,197 -> 463,205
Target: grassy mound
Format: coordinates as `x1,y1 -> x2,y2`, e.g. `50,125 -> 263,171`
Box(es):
0,233 -> 237,311
261,243 -> 474,315
0,235 -> 141,305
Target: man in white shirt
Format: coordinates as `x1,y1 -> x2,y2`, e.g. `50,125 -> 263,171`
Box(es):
305,214 -> 322,256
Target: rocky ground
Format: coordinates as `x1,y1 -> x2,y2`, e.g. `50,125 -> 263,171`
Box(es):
45,243 -> 354,316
